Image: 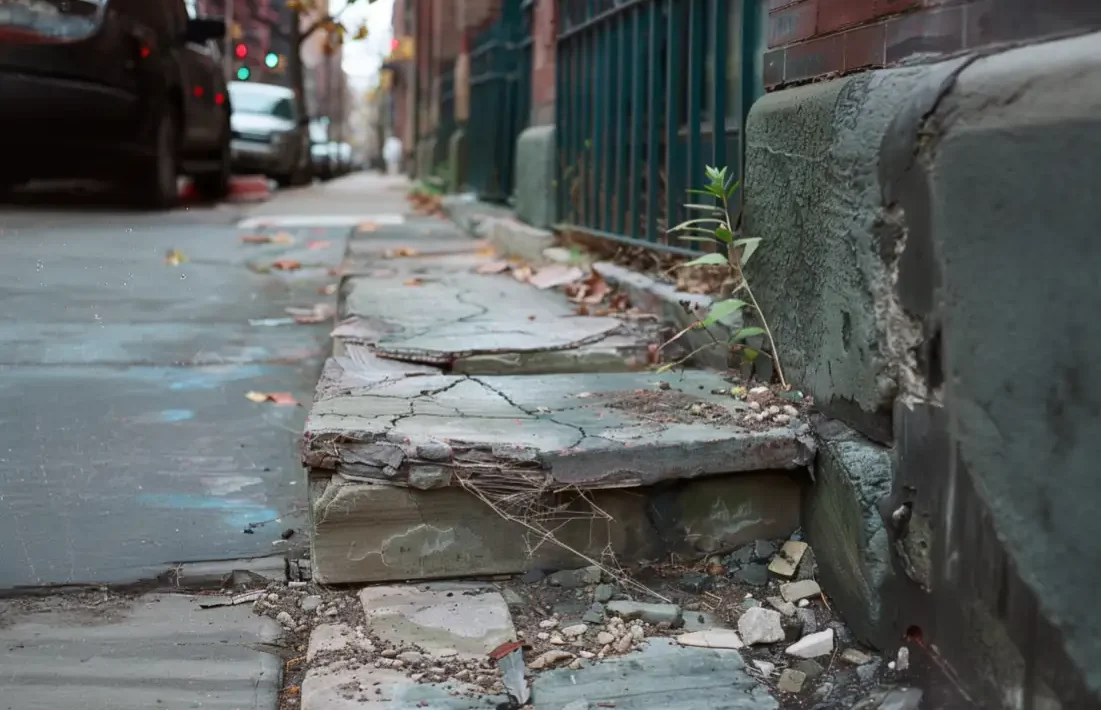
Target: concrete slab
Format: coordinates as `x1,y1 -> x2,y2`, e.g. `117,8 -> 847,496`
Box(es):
529,638 -> 777,709
307,471 -> 803,584
0,593 -> 280,710
302,664 -> 505,710
304,367 -> 813,489
357,583 -> 515,661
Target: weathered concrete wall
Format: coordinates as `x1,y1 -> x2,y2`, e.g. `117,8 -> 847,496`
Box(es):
514,124 -> 557,229
746,29 -> 1101,710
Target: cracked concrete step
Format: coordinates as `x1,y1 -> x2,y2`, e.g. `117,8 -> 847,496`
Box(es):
333,219 -> 659,374
303,363 -> 812,583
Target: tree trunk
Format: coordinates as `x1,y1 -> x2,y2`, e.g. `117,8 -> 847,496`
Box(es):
289,14 -> 309,125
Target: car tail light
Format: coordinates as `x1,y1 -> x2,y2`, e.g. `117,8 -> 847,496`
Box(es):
193,86 -> 204,98
215,92 -> 226,106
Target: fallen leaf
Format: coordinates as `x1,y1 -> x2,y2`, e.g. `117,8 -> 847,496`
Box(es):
240,234 -> 271,244
357,221 -> 378,232
529,265 -> 584,290
307,239 -> 332,250
575,304 -> 590,315
318,283 -> 337,295
582,279 -> 610,304
475,259 -> 511,275
271,259 -> 301,271
271,232 -> 296,245
245,391 -> 299,406
403,278 -> 424,287
327,267 -> 344,277
528,315 -> 536,321
283,685 -> 301,696
476,245 -> 497,257
511,265 -> 534,282
384,247 -> 420,258
164,249 -> 186,266
287,303 -> 336,323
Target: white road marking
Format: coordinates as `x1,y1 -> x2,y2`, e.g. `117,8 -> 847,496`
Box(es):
236,214 -> 406,229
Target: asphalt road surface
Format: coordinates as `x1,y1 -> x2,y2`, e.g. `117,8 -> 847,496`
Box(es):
0,178 -> 396,590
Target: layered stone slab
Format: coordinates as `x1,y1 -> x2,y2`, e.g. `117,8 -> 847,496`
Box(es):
304,364 -> 814,490
304,363 -> 812,583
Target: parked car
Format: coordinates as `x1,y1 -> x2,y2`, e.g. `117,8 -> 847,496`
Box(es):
0,0 -> 231,207
228,82 -> 310,186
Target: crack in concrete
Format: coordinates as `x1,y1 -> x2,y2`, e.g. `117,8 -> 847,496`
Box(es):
468,376 -> 588,450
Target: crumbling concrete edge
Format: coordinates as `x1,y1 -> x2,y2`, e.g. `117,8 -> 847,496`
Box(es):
593,261 -> 735,371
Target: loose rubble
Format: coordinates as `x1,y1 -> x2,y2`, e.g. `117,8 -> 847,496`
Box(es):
244,531 -> 912,710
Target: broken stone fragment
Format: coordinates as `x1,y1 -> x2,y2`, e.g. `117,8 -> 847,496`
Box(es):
767,596 -> 797,617
785,628 -> 834,659
780,579 -> 822,603
300,595 -> 323,612
793,658 -> 824,680
778,668 -> 807,693
595,631 -> 615,645
529,650 -> 574,670
561,623 -> 588,638
767,540 -> 808,578
538,618 -> 559,629
407,465 -> 452,489
276,611 -> 295,627
841,648 -> 873,665
613,634 -> 634,653
592,583 -> 616,602
415,439 -> 453,461
674,629 -> 745,649
795,607 -> 818,635
737,607 -> 785,645
752,660 -> 776,676
343,442 -> 406,470
606,601 -> 682,626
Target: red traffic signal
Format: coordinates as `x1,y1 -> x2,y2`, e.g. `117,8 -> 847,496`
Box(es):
390,38 -> 399,52
234,43 -> 247,59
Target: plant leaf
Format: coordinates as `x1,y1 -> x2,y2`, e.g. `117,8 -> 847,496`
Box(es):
742,347 -> 760,362
678,236 -> 720,243
731,326 -> 765,342
714,226 -> 733,243
702,298 -> 747,327
656,362 -> 677,374
680,253 -> 728,268
683,203 -> 723,212
667,217 -> 726,233
733,237 -> 761,265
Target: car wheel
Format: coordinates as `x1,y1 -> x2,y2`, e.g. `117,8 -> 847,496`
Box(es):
136,110 -> 179,209
194,138 -> 231,201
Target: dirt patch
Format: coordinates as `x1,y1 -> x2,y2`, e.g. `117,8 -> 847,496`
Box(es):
0,589 -> 137,629
597,388 -> 740,425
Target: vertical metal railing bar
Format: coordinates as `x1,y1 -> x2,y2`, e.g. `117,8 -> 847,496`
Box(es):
710,0 -> 728,172
628,6 -> 644,239
664,0 -> 684,241
644,2 -> 661,243
686,0 -> 703,202
598,19 -> 612,232
582,18 -> 594,228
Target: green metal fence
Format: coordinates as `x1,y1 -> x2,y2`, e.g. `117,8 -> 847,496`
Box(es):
467,0 -> 533,203
434,60 -> 457,170
556,0 -> 763,253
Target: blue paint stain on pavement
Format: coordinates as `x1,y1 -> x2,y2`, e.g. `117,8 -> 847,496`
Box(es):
136,493 -> 278,529
165,364 -> 273,391
157,409 -> 194,422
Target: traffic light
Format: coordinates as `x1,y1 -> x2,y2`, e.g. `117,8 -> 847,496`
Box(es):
236,66 -> 251,81
234,43 -> 247,59
264,52 -> 279,69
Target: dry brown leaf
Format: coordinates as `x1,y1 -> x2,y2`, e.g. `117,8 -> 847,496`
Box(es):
271,232 -> 296,245
357,221 -> 378,232
306,239 -> 332,250
511,265 -> 534,282
240,234 -> 271,244
582,279 -> 610,304
164,249 -> 186,266
244,391 -> 269,403
404,278 -> 424,287
268,392 -> 299,406
271,259 -> 301,271
476,245 -> 496,257
384,247 -> 420,258
529,265 -> 584,290
475,259 -> 511,275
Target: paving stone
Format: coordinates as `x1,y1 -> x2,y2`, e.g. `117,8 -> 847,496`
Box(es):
302,664 -> 506,710
842,648 -> 874,665
307,623 -> 374,662
780,579 -> 822,603
531,638 -> 777,709
777,668 -> 807,693
767,596 -> 797,617
358,583 -> 515,660
793,658 -> 824,680
733,562 -> 770,587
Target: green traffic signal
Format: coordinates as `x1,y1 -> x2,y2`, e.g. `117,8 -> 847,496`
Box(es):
236,66 -> 251,81
264,52 -> 279,69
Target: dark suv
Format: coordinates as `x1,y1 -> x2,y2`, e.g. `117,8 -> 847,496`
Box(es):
0,0 -> 232,207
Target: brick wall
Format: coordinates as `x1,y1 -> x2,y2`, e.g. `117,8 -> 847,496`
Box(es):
531,0 -> 557,125
764,0 -> 1101,89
